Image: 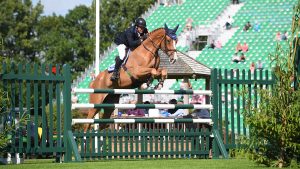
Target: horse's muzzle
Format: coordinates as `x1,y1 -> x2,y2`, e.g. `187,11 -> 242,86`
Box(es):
169,58 -> 177,64
169,52 -> 177,64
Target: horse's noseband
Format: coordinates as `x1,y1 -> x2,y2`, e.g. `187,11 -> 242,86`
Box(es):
144,34 -> 177,58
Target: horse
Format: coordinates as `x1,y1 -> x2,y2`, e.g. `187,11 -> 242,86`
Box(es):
85,24 -> 179,132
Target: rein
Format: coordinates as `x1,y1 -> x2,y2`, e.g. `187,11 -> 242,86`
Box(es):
142,31 -> 177,58
142,35 -> 165,57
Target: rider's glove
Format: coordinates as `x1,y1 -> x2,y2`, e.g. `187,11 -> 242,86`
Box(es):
141,34 -> 148,41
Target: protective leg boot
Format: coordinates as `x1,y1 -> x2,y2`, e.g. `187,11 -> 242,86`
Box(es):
110,56 -> 123,81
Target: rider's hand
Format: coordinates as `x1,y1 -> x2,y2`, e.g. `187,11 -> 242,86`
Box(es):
141,34 -> 148,41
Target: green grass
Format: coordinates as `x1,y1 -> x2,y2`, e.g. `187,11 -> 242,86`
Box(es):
0,159 -> 298,169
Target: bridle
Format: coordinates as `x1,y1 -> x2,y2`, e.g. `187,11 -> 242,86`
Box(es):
142,32 -> 177,58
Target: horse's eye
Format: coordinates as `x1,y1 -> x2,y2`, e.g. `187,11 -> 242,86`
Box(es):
167,40 -> 171,44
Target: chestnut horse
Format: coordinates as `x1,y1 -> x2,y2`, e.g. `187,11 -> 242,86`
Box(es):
85,24 -> 179,131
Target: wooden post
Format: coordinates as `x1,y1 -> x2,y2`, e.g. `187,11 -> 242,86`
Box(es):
183,77 -> 189,115
137,94 -> 143,104
205,76 -> 211,105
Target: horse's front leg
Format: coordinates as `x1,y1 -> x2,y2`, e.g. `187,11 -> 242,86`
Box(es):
156,68 -> 168,81
136,67 -> 167,89
134,67 -> 167,82
134,67 -> 159,79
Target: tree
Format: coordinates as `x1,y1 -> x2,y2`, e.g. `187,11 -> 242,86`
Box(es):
0,0 -> 155,79
0,0 -> 43,62
242,3 -> 300,168
0,55 -> 9,150
94,0 -> 155,52
37,5 -> 94,78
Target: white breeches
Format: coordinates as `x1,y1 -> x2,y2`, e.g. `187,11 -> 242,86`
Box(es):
117,44 -> 126,60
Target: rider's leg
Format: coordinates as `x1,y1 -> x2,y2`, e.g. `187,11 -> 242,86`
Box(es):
111,44 -> 126,81
110,56 -> 123,81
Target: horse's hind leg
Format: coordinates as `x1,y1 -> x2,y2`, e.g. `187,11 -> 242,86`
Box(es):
84,108 -> 100,132
97,107 -> 115,130
98,94 -> 121,130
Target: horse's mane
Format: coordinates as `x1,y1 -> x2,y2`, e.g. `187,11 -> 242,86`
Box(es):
148,28 -> 165,35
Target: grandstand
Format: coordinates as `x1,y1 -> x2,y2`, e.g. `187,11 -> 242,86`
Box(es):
74,0 -> 297,104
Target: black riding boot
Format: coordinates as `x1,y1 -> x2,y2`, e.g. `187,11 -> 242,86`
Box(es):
110,56 -> 123,81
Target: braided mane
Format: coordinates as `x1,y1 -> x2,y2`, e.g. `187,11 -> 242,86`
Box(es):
148,28 -> 165,35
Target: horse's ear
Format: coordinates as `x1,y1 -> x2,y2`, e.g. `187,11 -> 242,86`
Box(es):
174,24 -> 179,33
164,23 -> 169,30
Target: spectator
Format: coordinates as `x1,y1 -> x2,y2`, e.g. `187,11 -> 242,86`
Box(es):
126,100 -> 145,117
215,40 -> 222,49
240,53 -> 246,62
185,22 -> 193,31
243,21 -> 252,31
235,42 -> 242,52
164,1 -> 171,7
250,62 -> 256,74
232,53 -> 240,63
185,17 -> 193,31
167,99 -> 178,115
158,0 -> 165,5
191,87 -> 206,104
192,109 -> 210,119
177,0 -> 184,5
168,99 -> 187,117
281,31 -> 288,41
170,107 -> 187,117
160,109 -> 170,117
190,95 -> 202,104
225,16 -> 233,30
253,22 -> 261,32
126,108 -> 145,117
256,59 -> 263,70
143,101 -> 150,116
209,40 -> 215,49
183,28 -> 192,47
199,87 -> 206,104
186,17 -> 193,26
232,0 -> 239,4
176,28 -> 191,49
241,42 -> 249,53
275,31 -> 281,41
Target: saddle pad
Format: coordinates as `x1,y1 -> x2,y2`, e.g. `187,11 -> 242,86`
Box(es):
107,64 -> 115,73
107,50 -> 131,73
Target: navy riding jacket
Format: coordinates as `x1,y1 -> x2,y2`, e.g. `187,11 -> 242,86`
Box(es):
114,26 -> 148,50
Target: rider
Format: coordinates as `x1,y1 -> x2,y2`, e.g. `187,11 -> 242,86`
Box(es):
110,18 -> 149,81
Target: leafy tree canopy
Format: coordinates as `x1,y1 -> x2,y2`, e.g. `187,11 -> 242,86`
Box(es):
0,0 -> 155,79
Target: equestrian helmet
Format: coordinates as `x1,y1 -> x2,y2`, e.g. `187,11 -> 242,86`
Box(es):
135,18 -> 147,28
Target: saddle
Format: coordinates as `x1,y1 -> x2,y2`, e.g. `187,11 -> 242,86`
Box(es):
107,49 -> 131,73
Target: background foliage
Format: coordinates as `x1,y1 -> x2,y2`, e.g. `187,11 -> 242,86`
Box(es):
0,0 -> 155,79
241,2 -> 300,168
